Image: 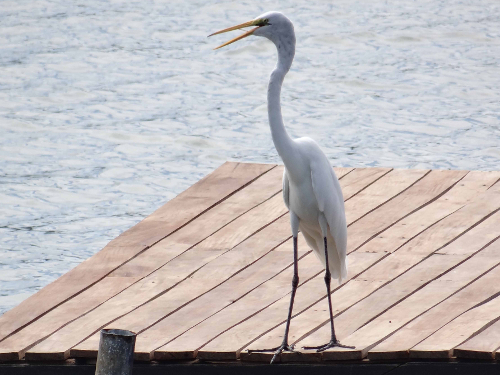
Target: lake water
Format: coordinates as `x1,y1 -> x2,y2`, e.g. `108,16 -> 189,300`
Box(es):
1,0 -> 499,314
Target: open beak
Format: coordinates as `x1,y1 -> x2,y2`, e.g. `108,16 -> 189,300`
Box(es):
208,20 -> 260,50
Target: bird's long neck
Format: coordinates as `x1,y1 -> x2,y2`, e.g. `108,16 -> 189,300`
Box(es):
268,35 -> 298,173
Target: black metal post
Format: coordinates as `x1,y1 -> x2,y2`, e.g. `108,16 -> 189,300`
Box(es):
95,329 -> 136,375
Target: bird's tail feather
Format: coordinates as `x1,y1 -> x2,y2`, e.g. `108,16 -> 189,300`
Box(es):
304,232 -> 347,285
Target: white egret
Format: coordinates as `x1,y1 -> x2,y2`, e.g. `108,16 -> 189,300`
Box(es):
210,11 -> 353,363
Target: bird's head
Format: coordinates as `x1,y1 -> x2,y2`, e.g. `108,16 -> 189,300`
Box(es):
209,11 -> 295,50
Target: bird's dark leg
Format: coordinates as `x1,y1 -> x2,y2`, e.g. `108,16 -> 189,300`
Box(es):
303,237 -> 354,352
247,236 -> 300,364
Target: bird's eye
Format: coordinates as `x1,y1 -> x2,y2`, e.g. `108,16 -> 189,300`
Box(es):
255,18 -> 270,26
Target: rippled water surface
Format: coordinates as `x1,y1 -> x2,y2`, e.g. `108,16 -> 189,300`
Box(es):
1,0 -> 499,314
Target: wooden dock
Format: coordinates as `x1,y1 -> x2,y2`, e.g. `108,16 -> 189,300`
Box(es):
1,162 -> 500,367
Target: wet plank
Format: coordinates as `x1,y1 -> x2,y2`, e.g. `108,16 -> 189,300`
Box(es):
0,162 -> 274,343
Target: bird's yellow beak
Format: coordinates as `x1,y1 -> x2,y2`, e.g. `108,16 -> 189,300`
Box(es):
208,20 -> 262,50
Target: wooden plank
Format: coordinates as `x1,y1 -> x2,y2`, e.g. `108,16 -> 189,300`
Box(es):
195,171 -> 469,361
151,252 -> 383,361
347,169 -> 467,252
108,166 -> 286,278
197,251 -> 385,361
344,169 -> 428,224
69,167 -> 384,360
454,318 -> 500,360
368,234 -> 500,360
333,167 -> 355,180
322,240 -> 500,361
0,165 -> 287,360
244,254 -> 462,363
191,171 -> 444,361
409,297 -> 500,359
128,248 -> 311,361
24,195 -> 292,361
0,277 -> 141,361
339,168 -> 391,200
72,237 -> 314,359
28,168 -> 349,359
0,162 -> 274,343
246,190 -> 500,363
70,242 -> 311,360
360,170 -> 500,256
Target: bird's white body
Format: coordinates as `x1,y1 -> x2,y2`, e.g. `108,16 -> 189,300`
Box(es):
253,11 -> 348,283
282,138 -> 347,283
211,10 -> 351,360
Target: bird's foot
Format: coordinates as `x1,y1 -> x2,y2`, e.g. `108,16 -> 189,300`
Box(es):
303,339 -> 355,353
247,342 -> 300,364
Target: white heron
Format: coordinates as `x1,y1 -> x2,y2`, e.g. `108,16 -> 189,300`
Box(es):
210,11 -> 353,363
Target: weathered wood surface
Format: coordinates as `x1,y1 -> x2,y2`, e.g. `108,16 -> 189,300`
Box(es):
453,318 -> 500,360
1,163 -> 499,364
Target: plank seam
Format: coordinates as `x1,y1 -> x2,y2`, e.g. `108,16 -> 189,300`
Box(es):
452,310 -> 500,356
64,214 -> 293,355
431,207 -> 500,255
18,164 -> 355,358
121,164 -> 279,261
347,169 -> 432,229
352,216 -> 500,333
343,168 -> 394,202
362,260 -> 500,359
464,290 -> 500,313
208,252 -> 393,355
349,171 -> 469,252
278,185 -> 497,350
12,190 -> 285,359
149,251 -> 316,356
487,176 -> 500,190
338,167 -> 355,179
